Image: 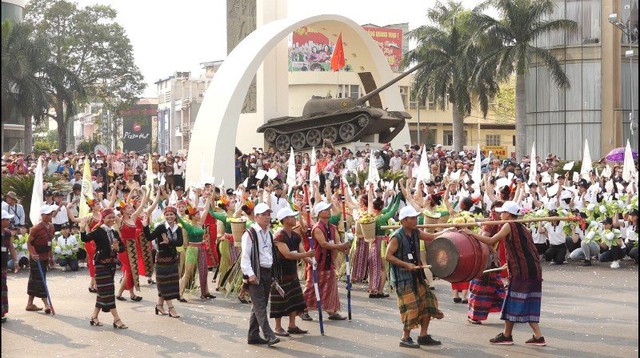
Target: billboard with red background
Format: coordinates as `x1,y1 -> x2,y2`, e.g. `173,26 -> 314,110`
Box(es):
362,26 -> 403,72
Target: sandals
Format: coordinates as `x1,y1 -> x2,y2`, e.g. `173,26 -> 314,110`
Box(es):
178,298 -> 188,303
327,312 -> 347,320
274,329 -> 290,337
468,318 -> 482,325
287,326 -> 308,334
238,297 -> 249,304
90,317 -> 103,326
88,287 -> 98,293
167,306 -> 180,318
116,296 -> 127,301
25,305 -> 43,312
155,305 -> 167,316
113,319 -> 128,329
130,295 -> 143,302
44,307 -> 52,314
201,293 -> 216,299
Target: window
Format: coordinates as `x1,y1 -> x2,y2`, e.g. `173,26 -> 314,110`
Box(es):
338,84 -> 360,99
486,134 -> 501,146
399,86 -> 409,109
444,130 -> 467,146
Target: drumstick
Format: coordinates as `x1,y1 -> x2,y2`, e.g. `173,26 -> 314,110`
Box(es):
401,265 -> 431,271
483,264 -> 507,274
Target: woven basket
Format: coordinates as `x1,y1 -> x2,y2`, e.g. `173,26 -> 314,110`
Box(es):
230,221 -> 246,247
360,221 -> 376,242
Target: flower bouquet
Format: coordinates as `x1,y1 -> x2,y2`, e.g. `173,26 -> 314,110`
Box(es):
358,212 -> 376,242
229,217 -> 247,247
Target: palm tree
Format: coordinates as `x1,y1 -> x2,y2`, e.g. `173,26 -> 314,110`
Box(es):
1,20 -> 84,153
404,1 -> 497,152
472,0 -> 577,159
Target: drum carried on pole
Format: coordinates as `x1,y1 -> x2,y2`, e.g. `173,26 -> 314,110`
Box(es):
426,230 -> 490,283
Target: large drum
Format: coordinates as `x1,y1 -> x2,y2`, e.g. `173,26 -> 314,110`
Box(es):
426,231 -> 490,283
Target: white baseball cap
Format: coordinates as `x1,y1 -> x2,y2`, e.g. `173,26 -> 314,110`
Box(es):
1,210 -> 14,220
254,203 -> 271,215
399,206 -> 421,220
495,201 -> 522,216
313,201 -> 332,217
40,204 -> 59,215
277,207 -> 299,221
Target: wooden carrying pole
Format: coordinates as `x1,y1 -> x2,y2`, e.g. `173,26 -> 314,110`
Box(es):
381,216 -> 580,230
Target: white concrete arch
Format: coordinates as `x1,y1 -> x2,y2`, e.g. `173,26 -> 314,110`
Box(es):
185,14 -> 409,187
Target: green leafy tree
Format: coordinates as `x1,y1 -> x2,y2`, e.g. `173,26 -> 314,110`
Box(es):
1,21 -> 80,152
24,0 -> 145,150
492,75 -> 516,123
404,1 -> 498,152
472,0 -> 577,159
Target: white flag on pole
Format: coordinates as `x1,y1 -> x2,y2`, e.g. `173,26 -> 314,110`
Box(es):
29,158 -> 44,226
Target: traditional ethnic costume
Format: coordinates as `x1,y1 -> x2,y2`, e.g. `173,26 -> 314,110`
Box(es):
303,221 -> 341,313
270,229 -> 306,318
389,227 -> 441,330
144,220 -> 183,300
369,196 -> 400,295
118,222 -> 140,292
81,223 -> 125,312
467,211 -> 506,322
2,227 -> 13,320
178,216 -> 210,297
501,223 -> 543,323
27,221 -> 54,300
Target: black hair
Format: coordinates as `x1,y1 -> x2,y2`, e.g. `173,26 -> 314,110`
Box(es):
460,197 -> 474,211
373,198 -> 385,212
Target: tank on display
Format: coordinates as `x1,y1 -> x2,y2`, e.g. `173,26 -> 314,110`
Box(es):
257,62 -> 426,152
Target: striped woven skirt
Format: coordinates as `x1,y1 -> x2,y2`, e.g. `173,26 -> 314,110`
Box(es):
270,275 -> 307,318
155,256 -> 180,300
368,236 -> 386,293
27,259 -> 47,298
467,272 -> 505,321
303,267 -> 340,312
1,270 -> 8,317
351,237 -> 369,282
95,260 -> 117,312
136,232 -> 154,278
500,277 -> 542,323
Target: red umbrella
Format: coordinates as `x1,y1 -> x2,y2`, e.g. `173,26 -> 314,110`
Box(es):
605,147 -> 638,163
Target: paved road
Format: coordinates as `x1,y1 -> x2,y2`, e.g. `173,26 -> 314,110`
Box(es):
2,260 -> 638,357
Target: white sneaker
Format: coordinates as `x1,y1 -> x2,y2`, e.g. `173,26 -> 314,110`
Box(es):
610,260 -> 620,269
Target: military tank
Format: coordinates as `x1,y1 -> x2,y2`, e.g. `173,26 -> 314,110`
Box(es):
257,62 -> 426,152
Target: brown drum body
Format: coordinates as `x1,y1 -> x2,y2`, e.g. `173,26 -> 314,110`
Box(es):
425,231 -> 490,283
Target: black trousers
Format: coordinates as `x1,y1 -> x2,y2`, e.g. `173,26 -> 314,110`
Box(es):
544,244 -> 567,264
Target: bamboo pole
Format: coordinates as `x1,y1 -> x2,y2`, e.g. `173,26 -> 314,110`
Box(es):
380,216 -> 580,230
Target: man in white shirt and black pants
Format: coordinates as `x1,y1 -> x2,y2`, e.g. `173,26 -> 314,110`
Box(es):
240,203 -> 280,346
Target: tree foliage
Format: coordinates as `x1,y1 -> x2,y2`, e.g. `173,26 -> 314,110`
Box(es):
403,1 -> 499,151
24,0 -> 145,150
1,20 -> 80,152
472,0 -> 577,158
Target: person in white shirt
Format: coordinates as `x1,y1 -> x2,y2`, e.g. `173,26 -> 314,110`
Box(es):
269,184 -> 290,215
539,210 -> 567,265
389,150 -> 403,173
2,192 -> 25,227
240,203 -> 280,346
52,192 -> 69,231
54,224 -> 79,271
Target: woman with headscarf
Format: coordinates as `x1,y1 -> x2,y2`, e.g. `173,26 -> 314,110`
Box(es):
143,206 -> 183,317
80,208 -> 128,329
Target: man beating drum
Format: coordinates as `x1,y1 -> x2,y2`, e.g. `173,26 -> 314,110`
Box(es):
385,206 -> 447,349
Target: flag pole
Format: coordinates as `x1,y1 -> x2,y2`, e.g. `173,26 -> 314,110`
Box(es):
340,179 -> 352,320
303,183 -> 325,335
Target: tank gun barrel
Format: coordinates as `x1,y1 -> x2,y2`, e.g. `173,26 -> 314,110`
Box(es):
355,61 -> 427,106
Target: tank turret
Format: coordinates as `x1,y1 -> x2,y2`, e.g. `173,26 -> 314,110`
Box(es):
257,62 -> 426,152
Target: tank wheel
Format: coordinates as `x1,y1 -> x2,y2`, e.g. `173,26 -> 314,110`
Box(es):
306,129 -> 322,147
339,123 -> 357,141
321,127 -> 338,143
357,115 -> 370,127
291,132 -> 306,150
275,134 -> 290,152
264,129 -> 277,143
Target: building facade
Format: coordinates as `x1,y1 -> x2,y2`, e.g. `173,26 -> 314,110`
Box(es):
526,0 -> 638,160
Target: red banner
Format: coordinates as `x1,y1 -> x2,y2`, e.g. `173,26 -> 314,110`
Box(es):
362,26 -> 403,72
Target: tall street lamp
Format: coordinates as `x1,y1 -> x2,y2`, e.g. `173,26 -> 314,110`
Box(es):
609,12 -> 639,135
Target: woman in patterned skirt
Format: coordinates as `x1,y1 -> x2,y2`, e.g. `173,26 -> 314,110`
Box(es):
270,207 -> 314,336
464,201 -> 546,346
2,210 -> 19,323
143,206 -> 183,318
80,208 -> 128,329
67,198 -> 103,293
